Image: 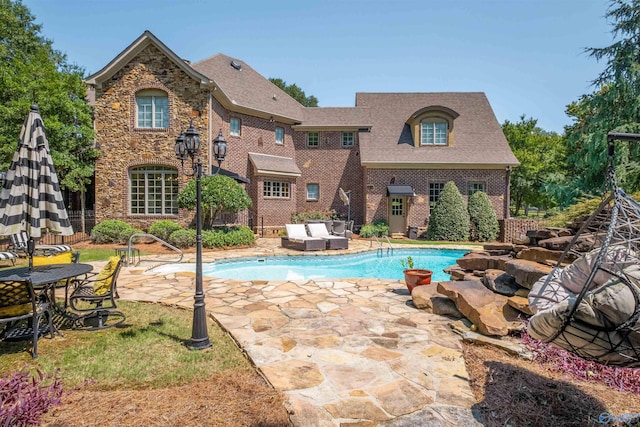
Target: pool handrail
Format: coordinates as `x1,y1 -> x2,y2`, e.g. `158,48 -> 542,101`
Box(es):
371,234 -> 394,256
127,233 -> 183,265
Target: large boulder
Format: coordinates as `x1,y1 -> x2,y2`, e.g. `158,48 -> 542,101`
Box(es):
516,247 -> 565,265
482,269 -> 522,296
412,285 -> 464,318
437,280 -> 520,336
456,253 -> 512,271
538,235 -> 594,253
504,260 -> 553,289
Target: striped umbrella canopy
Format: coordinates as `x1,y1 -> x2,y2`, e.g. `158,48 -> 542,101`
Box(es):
0,105 -> 73,238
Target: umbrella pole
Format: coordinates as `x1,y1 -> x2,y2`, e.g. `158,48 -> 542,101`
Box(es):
27,238 -> 35,271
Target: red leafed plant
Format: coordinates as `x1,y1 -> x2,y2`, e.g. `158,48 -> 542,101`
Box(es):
521,330 -> 640,394
0,368 -> 64,426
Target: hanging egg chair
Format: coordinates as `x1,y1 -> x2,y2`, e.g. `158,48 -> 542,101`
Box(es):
527,132 -> 640,367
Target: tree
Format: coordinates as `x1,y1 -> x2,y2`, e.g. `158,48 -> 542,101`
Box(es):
0,0 -> 97,229
177,174 -> 252,228
425,181 -> 469,241
269,78 -> 319,107
468,191 -> 499,242
565,0 -> 640,195
502,116 -> 567,215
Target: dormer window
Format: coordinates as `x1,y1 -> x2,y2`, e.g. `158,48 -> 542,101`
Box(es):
407,105 -> 459,147
421,120 -> 448,145
136,89 -> 168,129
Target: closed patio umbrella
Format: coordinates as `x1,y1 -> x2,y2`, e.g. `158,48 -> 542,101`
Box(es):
0,105 -> 73,240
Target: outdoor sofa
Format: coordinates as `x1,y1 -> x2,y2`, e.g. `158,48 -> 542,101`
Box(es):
281,224 -> 326,251
306,223 -> 348,250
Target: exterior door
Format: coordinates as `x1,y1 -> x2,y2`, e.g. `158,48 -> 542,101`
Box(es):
388,197 -> 407,234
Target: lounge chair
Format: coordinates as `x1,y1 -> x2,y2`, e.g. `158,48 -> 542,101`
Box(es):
332,220 -> 354,240
0,251 -> 18,266
10,231 -> 73,256
281,224 -> 325,251
307,223 -> 348,250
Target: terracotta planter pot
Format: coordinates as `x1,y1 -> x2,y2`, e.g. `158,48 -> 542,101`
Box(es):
403,269 -> 433,293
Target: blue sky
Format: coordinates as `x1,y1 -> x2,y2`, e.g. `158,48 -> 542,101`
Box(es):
23,0 -> 613,133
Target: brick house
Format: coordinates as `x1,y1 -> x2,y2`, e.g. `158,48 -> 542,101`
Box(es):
85,31 -> 519,236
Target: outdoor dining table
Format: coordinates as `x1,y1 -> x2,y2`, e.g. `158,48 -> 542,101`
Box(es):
0,263 -> 94,331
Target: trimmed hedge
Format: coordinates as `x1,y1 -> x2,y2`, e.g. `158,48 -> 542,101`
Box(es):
202,226 -> 255,248
468,191 -> 499,242
426,181 -> 470,241
91,220 -> 142,244
149,220 -> 182,242
168,229 -> 197,248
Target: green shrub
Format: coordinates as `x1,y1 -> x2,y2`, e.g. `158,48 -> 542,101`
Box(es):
468,191 -> 499,242
91,220 -> 141,244
202,226 -> 255,248
359,218 -> 389,238
291,209 -> 337,223
168,228 -> 197,248
149,220 -> 182,241
426,181 -> 470,241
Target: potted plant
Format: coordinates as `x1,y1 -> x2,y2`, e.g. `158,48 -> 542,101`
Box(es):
400,256 -> 433,293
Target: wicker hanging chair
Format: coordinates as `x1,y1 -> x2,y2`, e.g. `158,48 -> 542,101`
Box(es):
527,132 -> 640,367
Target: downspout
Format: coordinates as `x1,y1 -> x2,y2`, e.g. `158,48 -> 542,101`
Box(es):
505,166 -> 512,219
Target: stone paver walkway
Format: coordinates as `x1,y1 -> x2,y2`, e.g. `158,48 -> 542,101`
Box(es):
112,238 -> 482,426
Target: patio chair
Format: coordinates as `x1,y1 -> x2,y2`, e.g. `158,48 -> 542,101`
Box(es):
332,220 -> 354,240
68,255 -> 126,330
281,224 -> 325,251
307,223 -> 348,250
10,231 -> 73,256
0,251 -> 18,266
0,280 -> 54,358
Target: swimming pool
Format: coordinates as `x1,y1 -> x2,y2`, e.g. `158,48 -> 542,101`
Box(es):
152,248 -> 468,281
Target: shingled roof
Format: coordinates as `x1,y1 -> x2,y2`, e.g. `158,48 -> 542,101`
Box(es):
192,54 -> 304,123
356,93 -> 519,168
295,107 -> 372,130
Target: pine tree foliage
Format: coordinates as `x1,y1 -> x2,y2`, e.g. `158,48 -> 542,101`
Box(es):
426,181 -> 470,241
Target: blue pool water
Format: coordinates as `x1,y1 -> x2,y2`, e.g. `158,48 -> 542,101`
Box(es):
155,248 -> 468,281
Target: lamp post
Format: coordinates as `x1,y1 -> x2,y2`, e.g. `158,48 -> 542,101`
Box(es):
174,122 -> 227,350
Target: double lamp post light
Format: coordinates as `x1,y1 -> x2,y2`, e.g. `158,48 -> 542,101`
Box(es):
174,121 -> 227,350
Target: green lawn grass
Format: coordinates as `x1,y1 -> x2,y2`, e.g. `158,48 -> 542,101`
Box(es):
0,301 -> 252,390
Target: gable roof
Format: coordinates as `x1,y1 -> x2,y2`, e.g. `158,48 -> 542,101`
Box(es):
84,31 -> 211,88
248,153 -> 301,177
192,54 -> 304,123
356,92 -> 519,168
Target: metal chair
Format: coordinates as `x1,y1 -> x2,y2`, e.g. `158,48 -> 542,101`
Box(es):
0,280 -> 54,358
68,256 -> 126,330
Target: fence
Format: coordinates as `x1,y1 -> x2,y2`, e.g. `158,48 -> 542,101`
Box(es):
38,210 -> 96,246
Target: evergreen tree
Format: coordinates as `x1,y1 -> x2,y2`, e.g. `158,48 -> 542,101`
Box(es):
468,191 -> 499,242
426,181 -> 469,241
565,0 -> 640,195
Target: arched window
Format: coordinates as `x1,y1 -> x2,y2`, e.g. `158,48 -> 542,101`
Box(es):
136,89 -> 168,129
130,166 -> 178,215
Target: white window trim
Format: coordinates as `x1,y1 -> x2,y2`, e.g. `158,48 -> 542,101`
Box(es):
136,91 -> 168,129
129,166 -> 178,215
420,121 -> 448,146
307,132 -> 319,147
263,181 -> 290,199
341,131 -> 354,147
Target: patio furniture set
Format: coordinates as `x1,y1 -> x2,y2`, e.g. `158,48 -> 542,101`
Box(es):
281,220 -> 353,251
0,235 -> 127,358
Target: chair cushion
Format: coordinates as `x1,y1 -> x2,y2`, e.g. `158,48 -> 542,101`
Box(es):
0,252 -> 17,261
94,256 -> 120,295
286,224 -> 308,239
0,282 -> 31,318
32,251 -> 73,266
307,223 -> 330,237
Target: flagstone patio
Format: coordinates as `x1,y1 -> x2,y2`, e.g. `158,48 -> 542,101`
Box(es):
111,238 -> 483,426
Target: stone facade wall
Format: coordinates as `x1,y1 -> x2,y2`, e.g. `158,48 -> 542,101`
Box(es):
292,130 -> 364,226
500,218 -> 548,242
93,44 -> 210,229
364,168 -> 508,232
